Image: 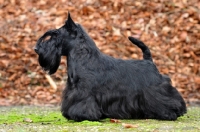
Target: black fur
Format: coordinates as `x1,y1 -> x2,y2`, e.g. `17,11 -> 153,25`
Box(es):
35,13 -> 186,121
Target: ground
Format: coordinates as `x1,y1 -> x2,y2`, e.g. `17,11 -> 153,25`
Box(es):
0,106 -> 199,132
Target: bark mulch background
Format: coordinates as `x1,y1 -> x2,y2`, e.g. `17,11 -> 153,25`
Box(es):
0,0 -> 200,106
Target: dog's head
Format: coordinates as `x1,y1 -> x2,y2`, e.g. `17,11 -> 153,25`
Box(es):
35,12 -> 92,74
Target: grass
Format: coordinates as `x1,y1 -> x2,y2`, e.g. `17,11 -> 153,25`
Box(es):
0,106 -> 199,132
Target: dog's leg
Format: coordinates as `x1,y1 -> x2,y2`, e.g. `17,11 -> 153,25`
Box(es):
61,89 -> 102,121
141,82 -> 186,120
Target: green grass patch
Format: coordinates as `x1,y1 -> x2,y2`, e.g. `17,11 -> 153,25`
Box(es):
0,106 -> 199,132
0,106 -> 65,125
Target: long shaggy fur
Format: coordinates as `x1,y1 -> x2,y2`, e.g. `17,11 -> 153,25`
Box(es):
35,13 -> 186,121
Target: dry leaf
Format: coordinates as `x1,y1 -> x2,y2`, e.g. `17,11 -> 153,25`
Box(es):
110,119 -> 121,123
23,118 -> 33,123
122,123 -> 138,128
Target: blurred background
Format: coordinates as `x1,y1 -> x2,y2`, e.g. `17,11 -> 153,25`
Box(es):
0,0 -> 199,106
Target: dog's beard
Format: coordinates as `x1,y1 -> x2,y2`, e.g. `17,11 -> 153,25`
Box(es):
38,48 -> 61,75
36,30 -> 62,75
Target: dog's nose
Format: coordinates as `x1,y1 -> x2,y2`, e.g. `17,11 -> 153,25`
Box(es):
34,47 -> 39,53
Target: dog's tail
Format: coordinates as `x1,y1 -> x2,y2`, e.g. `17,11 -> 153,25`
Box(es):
128,36 -> 153,61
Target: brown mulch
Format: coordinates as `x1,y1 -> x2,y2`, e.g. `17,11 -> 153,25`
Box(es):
0,0 -> 199,106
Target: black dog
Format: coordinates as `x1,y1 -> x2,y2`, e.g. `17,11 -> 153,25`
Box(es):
34,13 -> 186,121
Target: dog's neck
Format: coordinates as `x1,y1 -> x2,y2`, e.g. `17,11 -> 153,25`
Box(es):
62,25 -> 101,58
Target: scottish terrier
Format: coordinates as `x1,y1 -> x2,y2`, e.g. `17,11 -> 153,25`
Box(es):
34,13 -> 186,121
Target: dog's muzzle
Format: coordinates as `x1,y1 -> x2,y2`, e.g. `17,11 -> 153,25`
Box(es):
34,47 -> 39,54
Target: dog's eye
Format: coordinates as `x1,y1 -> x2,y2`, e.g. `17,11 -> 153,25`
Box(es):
70,32 -> 77,38
69,29 -> 77,38
79,35 -> 85,43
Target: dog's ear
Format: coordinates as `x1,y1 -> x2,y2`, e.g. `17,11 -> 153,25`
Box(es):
65,12 -> 77,30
